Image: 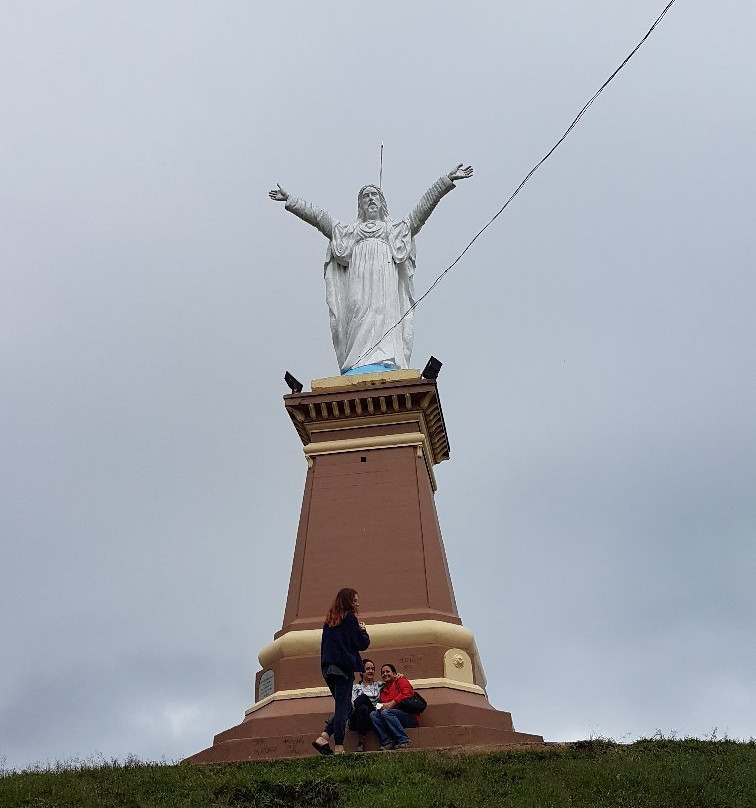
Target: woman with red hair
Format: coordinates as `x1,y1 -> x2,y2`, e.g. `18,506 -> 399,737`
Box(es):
312,588 -> 370,755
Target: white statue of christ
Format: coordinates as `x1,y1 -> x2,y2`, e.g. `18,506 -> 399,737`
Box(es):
269,164 -> 473,375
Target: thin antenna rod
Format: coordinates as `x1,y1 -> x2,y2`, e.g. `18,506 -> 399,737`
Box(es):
379,141 -> 384,189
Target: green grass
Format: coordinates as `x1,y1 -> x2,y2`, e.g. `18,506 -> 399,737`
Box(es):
2,739 -> 755,808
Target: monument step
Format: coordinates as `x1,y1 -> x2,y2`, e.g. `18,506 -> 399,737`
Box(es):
215,701 -> 516,744
187,724 -> 545,763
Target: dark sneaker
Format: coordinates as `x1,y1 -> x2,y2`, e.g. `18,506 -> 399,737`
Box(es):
379,743 -> 395,751
312,741 -> 334,755
396,740 -> 413,749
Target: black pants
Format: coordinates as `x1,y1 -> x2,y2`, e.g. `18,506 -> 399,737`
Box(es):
348,694 -> 375,735
323,674 -> 353,745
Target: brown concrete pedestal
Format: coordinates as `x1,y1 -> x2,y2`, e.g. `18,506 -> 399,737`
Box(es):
187,371 -> 542,762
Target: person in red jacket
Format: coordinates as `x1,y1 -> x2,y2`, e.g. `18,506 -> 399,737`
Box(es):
370,663 -> 419,749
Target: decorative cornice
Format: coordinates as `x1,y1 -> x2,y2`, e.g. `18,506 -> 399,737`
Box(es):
258,620 -> 477,668
283,378 -> 450,467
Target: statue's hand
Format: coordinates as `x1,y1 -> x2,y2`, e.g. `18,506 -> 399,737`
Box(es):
448,164 -> 474,182
268,184 -> 289,202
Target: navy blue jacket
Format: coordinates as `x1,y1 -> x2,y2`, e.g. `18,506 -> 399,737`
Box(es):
320,612 -> 370,677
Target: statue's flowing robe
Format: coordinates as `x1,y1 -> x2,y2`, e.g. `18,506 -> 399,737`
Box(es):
285,176 -> 455,373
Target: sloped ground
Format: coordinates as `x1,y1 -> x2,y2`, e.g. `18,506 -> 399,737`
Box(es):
2,739 -> 755,808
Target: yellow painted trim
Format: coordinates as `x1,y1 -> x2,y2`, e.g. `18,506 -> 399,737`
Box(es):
311,370 -> 421,391
258,620 -> 477,668
307,412 -> 434,463
245,686 -> 331,715
303,431 -> 424,456
244,677 -> 485,715
411,677 -> 486,695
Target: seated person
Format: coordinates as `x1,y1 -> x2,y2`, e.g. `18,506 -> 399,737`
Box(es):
370,663 -> 419,749
349,659 -> 382,752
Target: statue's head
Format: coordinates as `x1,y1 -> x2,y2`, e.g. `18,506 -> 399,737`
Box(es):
357,185 -> 389,221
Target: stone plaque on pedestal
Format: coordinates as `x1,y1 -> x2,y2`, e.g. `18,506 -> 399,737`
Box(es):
258,670 -> 274,701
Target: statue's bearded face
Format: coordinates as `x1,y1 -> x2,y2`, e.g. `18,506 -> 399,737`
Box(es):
359,186 -> 384,221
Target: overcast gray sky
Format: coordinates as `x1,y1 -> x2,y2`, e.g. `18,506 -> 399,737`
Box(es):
2,0 -> 754,770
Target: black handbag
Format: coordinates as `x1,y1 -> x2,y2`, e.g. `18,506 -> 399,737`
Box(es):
398,692 -> 427,714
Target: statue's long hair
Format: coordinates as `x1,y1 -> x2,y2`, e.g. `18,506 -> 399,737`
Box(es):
356,185 -> 389,221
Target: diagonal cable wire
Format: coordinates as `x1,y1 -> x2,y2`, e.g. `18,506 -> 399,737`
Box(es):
348,0 -> 679,372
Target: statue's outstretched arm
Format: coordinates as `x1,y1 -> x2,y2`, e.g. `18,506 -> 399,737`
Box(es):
407,164 -> 474,236
269,183 -> 334,239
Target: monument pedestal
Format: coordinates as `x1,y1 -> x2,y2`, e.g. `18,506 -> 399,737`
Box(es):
187,371 -> 542,762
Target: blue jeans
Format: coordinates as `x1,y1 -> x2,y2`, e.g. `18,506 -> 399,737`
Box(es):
323,674 -> 353,745
370,707 -> 418,746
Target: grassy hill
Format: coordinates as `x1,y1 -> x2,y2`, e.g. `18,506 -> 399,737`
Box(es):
2,739 -> 755,808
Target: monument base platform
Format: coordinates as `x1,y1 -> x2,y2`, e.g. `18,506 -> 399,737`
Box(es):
185,687 -> 544,763
186,373 -> 544,763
